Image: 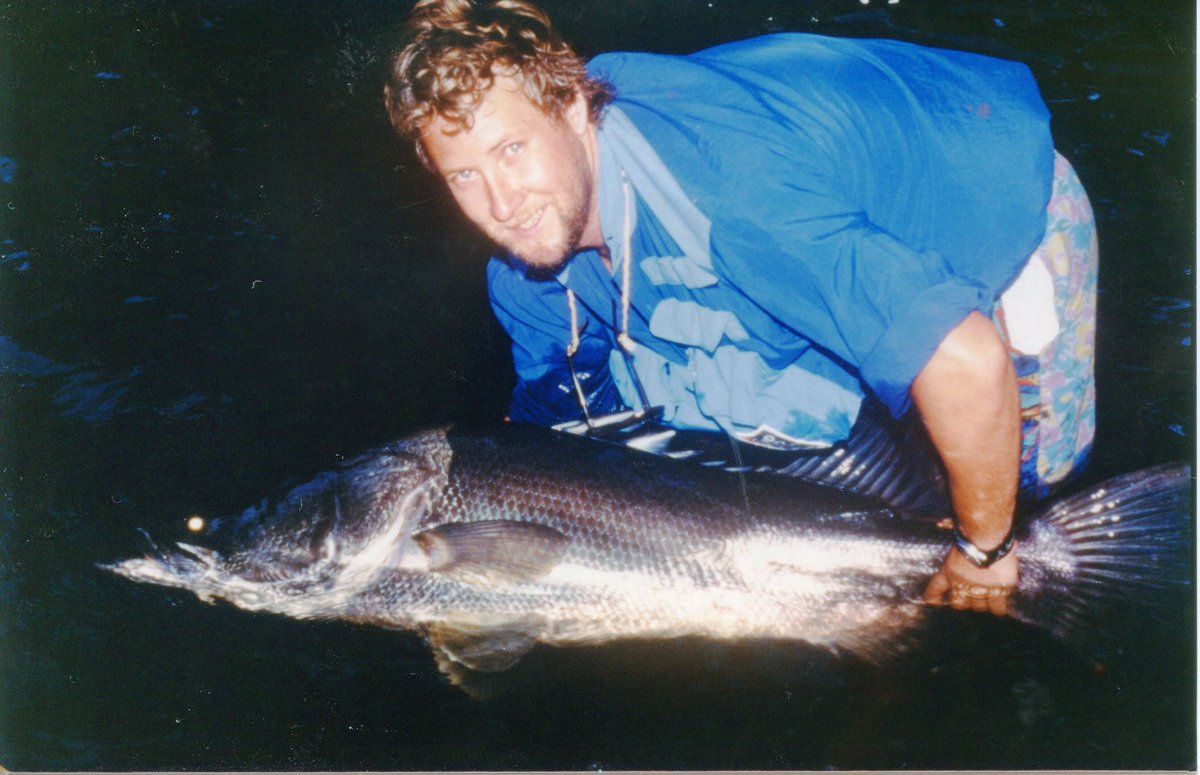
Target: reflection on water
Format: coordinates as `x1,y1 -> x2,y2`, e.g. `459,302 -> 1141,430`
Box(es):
0,0 -> 1193,770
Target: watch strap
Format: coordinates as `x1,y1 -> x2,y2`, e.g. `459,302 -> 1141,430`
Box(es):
952,524 -> 1016,568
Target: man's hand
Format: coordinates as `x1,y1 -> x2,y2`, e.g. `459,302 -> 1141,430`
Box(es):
912,311 -> 1021,617
923,544 -> 1018,617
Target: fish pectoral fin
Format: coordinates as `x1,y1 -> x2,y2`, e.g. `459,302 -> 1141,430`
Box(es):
425,617 -> 543,674
413,520 -> 569,586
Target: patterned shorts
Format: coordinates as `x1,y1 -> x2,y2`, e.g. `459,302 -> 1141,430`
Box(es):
998,152 -> 1098,498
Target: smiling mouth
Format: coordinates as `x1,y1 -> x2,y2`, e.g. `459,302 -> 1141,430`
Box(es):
512,205 -> 546,234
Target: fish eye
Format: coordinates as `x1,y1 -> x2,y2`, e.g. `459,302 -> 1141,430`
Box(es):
186,515 -> 206,533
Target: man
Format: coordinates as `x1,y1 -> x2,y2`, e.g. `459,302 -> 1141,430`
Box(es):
383,0 -> 1097,616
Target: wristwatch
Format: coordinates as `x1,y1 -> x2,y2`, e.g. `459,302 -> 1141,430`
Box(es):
952,524 -> 1016,568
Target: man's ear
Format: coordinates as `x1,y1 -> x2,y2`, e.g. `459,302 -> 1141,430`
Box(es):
564,88 -> 590,136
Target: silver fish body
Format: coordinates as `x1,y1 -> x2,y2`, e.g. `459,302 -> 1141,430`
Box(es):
105,425 -> 1192,682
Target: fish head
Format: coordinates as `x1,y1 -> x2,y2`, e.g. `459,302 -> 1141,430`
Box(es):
104,429 -> 451,617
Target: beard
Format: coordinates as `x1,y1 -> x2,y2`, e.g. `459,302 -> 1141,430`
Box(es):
501,196 -> 590,274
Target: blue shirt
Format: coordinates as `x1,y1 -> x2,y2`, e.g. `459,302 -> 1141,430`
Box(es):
489,33 -> 1054,447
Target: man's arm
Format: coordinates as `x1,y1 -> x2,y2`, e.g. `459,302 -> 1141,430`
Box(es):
914,311 -> 1020,615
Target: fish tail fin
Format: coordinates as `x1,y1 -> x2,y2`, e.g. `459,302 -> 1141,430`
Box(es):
1012,463 -> 1194,657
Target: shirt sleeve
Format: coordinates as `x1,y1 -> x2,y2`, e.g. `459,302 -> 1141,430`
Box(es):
592,38 -> 1052,419
487,257 -> 626,426
711,185 -> 992,419
700,43 -> 1043,418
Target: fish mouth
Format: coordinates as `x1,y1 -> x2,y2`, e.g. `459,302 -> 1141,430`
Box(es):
102,541 -> 288,608
101,542 -> 216,592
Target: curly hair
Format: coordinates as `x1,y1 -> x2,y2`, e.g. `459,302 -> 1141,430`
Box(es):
384,0 -> 613,166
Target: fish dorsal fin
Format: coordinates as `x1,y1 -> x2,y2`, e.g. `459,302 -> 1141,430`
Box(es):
413,520 -> 569,586
425,617 -> 543,675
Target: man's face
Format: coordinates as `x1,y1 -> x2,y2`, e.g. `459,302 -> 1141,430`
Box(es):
422,76 -> 598,272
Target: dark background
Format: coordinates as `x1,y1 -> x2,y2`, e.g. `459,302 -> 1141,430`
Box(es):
0,1 -> 1194,769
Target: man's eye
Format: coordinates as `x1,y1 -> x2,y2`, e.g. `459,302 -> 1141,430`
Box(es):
503,142 -> 523,156
451,170 -> 477,184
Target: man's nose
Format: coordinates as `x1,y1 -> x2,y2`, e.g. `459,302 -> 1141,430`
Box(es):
486,173 -> 523,223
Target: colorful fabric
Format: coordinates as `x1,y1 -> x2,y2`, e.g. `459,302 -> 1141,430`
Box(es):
998,153 -> 1097,495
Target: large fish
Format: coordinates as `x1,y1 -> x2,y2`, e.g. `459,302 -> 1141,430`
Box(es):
104,425 -> 1191,687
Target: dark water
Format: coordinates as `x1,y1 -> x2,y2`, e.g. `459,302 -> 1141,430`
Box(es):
0,1 -> 1194,770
